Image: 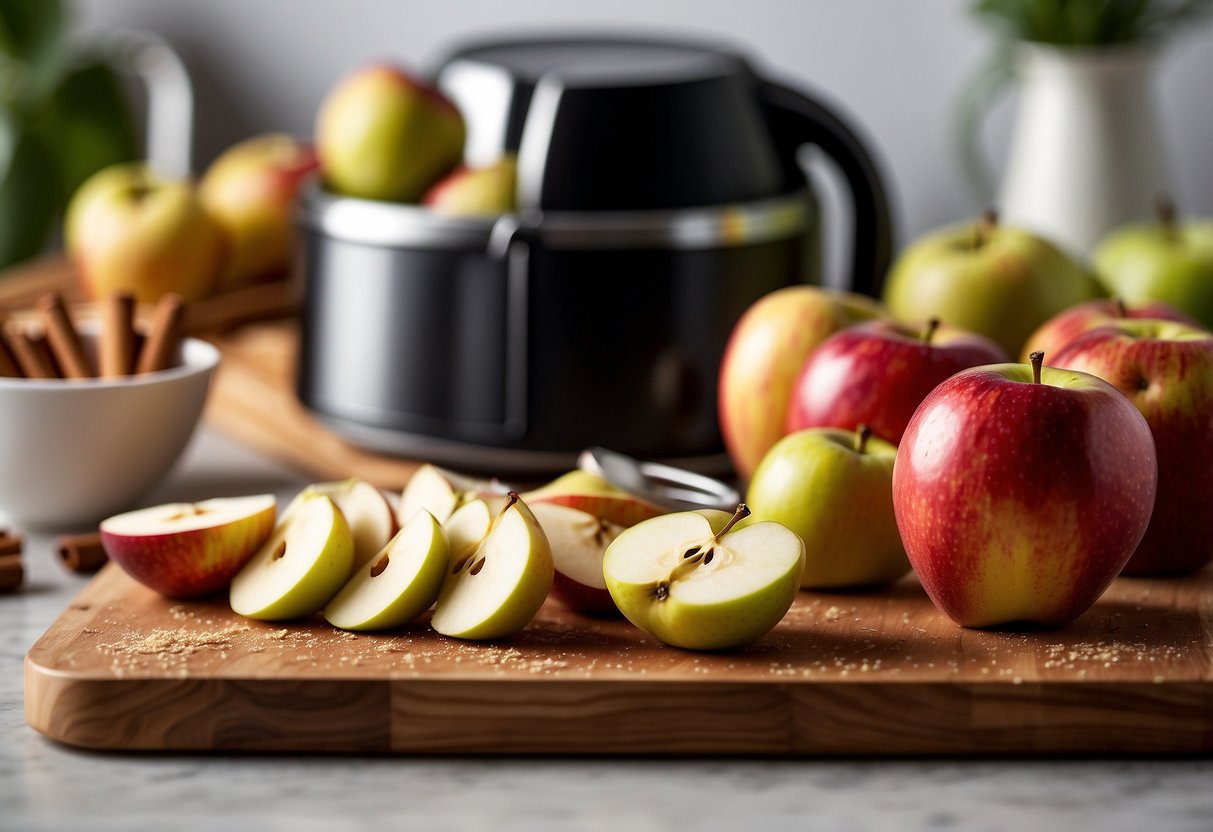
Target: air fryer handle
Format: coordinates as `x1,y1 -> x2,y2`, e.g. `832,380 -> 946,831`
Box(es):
487,215 -> 532,441
758,79 -> 894,297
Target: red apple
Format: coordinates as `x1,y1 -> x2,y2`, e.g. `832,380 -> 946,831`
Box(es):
100,495 -> 277,597
531,502 -> 622,616
521,470 -> 664,528
1053,320 -> 1213,575
893,353 -> 1157,627
718,286 -> 885,478
1019,298 -> 1200,363
423,156 -> 516,216
786,319 -> 1007,444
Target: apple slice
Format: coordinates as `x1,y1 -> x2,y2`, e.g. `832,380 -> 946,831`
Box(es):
444,498 -> 493,561
230,494 -> 354,620
399,464 -> 498,525
323,510 -> 449,631
100,495 -> 277,598
531,502 -> 623,616
288,479 -> 396,569
431,493 -> 553,640
603,505 -> 805,650
521,470 -> 664,528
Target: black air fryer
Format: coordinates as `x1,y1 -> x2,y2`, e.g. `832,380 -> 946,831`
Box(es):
297,35 -> 894,473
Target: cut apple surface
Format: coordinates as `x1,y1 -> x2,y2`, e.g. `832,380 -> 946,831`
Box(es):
399,464 -> 497,525
230,493 -> 354,621
522,470 -> 664,528
100,495 -> 276,598
324,510 -> 449,631
603,507 -> 805,651
444,498 -> 493,562
531,502 -> 623,616
289,479 -> 396,569
431,493 -> 553,641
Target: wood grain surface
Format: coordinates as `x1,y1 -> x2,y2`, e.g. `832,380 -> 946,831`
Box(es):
25,564 -> 1213,755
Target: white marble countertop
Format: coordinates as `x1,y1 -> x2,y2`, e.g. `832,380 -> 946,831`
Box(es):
4,428 -> 1212,832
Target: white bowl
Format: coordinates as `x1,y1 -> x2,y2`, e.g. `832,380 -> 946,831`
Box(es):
0,334 -> 219,529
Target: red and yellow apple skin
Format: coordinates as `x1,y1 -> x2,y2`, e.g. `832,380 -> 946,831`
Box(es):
893,362 -> 1157,628
521,471 -> 664,528
1053,321 -> 1213,575
316,64 -> 465,202
423,156 -> 516,216
718,286 -> 885,478
1018,299 -> 1200,363
786,319 -> 1007,445
200,133 -> 320,288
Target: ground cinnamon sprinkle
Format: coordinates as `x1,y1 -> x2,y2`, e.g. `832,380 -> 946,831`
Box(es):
101,624 -> 249,658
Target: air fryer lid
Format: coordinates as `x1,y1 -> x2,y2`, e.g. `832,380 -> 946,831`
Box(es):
436,36 -> 791,211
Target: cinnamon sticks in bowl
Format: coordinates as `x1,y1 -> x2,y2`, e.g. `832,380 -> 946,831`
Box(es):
0,292 -> 186,381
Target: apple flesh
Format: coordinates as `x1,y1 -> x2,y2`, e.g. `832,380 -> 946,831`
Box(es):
747,427 -> 908,588
230,493 -> 354,620
65,162 -> 225,303
786,319 -> 1007,444
399,464 -> 499,526
431,493 -> 553,640
718,286 -> 885,478
287,479 -> 396,571
603,506 -> 805,650
893,354 -> 1157,628
1053,320 -> 1213,575
444,498 -> 493,561
521,470 -> 664,528
883,213 -> 1096,357
100,495 -> 276,598
531,502 -> 623,616
423,156 -> 516,216
199,133 -> 320,288
1019,298 -> 1200,363
316,64 -> 465,202
323,510 -> 449,631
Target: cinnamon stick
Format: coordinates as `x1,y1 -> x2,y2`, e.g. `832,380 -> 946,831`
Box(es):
0,553 -> 22,592
8,327 -> 58,378
136,293 -> 185,374
56,532 -> 108,574
0,311 -> 21,378
36,292 -> 93,378
100,292 -> 137,378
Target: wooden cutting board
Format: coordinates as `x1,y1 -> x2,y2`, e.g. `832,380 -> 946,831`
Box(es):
24,563 -> 1213,755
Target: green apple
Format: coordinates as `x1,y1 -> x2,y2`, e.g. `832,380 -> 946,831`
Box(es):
399,464 -> 499,526
230,493 -> 354,620
883,212 -> 1097,357
423,156 -> 516,216
602,506 -> 805,650
521,470 -> 664,528
287,478 -> 396,570
747,426 -> 908,588
718,286 -> 886,478
316,64 -> 465,202
1093,199 -> 1213,330
431,493 -> 553,640
443,498 -> 493,561
323,510 -> 449,631
199,133 -> 319,289
65,162 -> 224,303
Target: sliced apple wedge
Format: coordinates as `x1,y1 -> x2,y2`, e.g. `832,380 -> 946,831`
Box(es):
531,502 -> 623,616
399,464 -> 498,525
230,493 -> 354,620
603,505 -> 805,650
431,493 -> 553,640
100,495 -> 277,598
444,498 -> 493,562
521,470 -> 664,527
323,510 -> 449,631
288,478 -> 396,569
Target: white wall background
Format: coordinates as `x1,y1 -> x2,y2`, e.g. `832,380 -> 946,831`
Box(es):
78,0 -> 1213,284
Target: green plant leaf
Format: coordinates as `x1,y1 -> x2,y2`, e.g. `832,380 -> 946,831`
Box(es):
0,107 -> 59,268
0,0 -> 68,103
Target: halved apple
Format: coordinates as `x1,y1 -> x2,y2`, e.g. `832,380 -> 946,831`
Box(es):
323,510 -> 448,631
288,478 -> 396,569
603,506 -> 805,650
398,464 -> 499,525
521,470 -> 664,528
531,502 -> 623,616
229,493 -> 354,620
431,493 -> 553,640
100,495 -> 277,598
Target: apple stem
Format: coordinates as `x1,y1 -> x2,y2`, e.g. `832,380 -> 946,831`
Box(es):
1155,192 -> 1178,241
498,492 -> 520,521
1029,350 -> 1044,384
973,209 -> 998,249
921,318 -> 940,346
855,424 -> 872,455
714,504 -> 750,541
1113,297 -> 1127,318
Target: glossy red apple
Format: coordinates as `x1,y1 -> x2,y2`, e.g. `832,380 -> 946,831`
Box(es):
893,353 -> 1157,627
1018,298 -> 1200,363
786,319 -> 1007,444
1053,320 -> 1213,575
